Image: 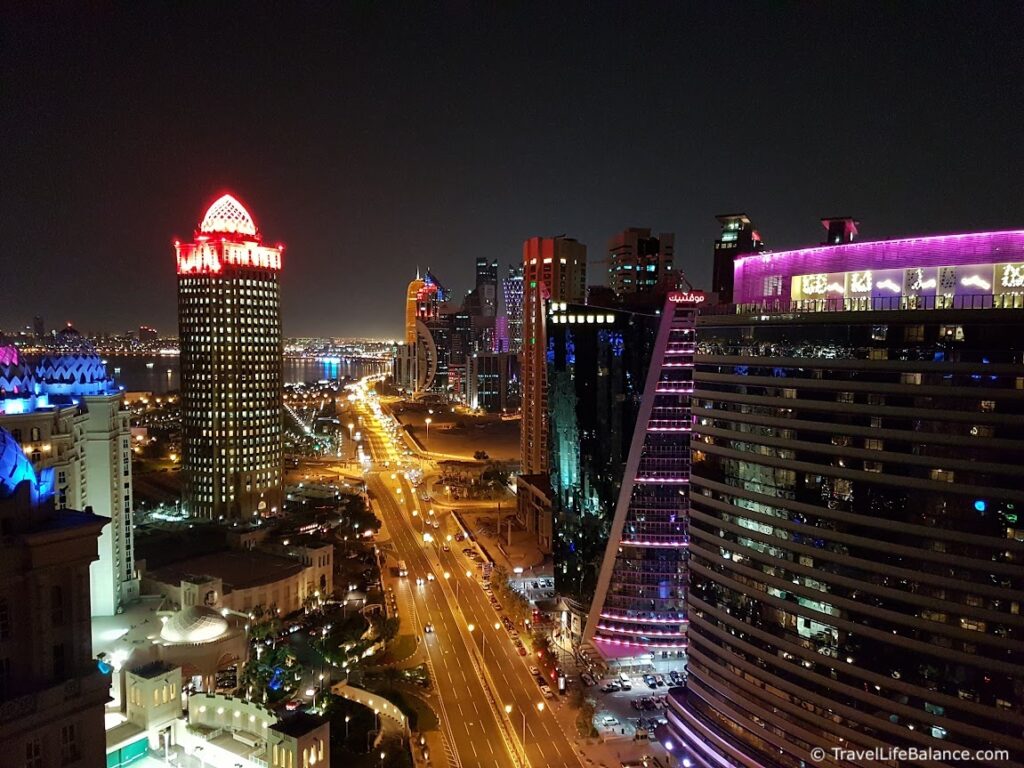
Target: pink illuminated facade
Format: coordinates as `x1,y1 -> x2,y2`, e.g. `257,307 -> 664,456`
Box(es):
176,194 -> 283,520
732,229 -> 1024,308
583,291 -> 700,661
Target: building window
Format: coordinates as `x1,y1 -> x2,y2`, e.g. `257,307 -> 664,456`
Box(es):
25,739 -> 42,768
60,723 -> 80,765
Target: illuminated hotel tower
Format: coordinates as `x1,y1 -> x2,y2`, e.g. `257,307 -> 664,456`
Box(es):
175,194 -> 284,520
582,291 -> 700,663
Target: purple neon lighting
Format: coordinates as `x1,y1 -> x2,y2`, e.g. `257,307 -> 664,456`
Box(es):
733,229 -> 1024,304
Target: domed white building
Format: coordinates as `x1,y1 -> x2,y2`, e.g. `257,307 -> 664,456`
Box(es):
160,605 -> 229,644
152,603 -> 248,694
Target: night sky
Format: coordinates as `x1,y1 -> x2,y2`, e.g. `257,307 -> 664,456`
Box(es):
2,3 -> 1021,338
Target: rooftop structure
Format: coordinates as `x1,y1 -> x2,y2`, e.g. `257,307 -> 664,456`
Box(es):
732,228 -> 1024,308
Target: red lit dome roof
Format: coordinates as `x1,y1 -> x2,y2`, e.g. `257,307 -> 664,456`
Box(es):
199,194 -> 258,237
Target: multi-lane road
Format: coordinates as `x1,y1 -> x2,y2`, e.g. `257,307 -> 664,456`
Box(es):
359,406 -> 583,768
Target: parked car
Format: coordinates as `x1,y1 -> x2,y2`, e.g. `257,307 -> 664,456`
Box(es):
581,672 -> 596,687
529,666 -> 540,676
540,686 -> 554,699
600,682 -> 620,693
643,674 -> 657,688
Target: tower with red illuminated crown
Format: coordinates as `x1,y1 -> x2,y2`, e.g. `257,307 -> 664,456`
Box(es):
175,194 -> 284,520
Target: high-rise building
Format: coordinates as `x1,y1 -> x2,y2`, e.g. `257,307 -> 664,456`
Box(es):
547,301 -> 662,615
668,228 -> 1024,768
503,265 -> 525,355
175,194 -> 284,520
137,325 -> 158,343
0,427 -> 109,766
0,347 -> 138,616
607,228 -> 676,298
712,213 -> 765,303
33,315 -> 44,339
404,275 -> 426,345
475,257 -> 499,317
466,351 -> 515,413
520,236 -> 587,476
578,291 -> 701,665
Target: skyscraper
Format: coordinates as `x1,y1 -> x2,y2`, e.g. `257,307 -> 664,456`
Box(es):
520,236 -> 587,476
404,274 -> 426,345
712,213 -> 765,303
668,228 -> 1024,768
33,315 -> 44,339
580,291 -> 700,665
475,257 -> 499,317
175,194 -> 284,520
502,264 -> 525,354
607,228 -> 676,298
0,428 -> 109,766
547,300 -> 662,622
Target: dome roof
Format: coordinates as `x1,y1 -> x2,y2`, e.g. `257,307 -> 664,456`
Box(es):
160,605 -> 229,644
199,194 -> 258,237
0,428 -> 37,499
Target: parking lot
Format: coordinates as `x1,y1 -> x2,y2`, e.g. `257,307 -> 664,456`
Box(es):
583,670 -> 684,740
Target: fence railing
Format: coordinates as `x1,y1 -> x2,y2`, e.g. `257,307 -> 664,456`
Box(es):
705,292 -> 1024,316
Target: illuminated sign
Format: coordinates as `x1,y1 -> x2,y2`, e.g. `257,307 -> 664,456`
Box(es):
667,291 -> 706,304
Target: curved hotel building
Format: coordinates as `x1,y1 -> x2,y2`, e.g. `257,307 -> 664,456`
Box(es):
667,229 -> 1024,767
175,194 -> 284,519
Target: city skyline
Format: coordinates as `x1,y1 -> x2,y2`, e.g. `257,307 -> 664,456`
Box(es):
3,4 -> 1022,337
2,5 -> 1023,768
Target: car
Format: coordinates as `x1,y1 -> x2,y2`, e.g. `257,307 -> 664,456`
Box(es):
424,622 -> 434,634
619,678 -> 631,690
600,682 -> 620,693
602,716 -> 618,727
654,674 -> 665,686
427,573 -> 435,581
581,672 -> 595,687
285,700 -> 302,711
643,674 -> 657,688
530,666 -> 540,676
517,646 -> 527,656
415,577 -> 425,586
540,686 -> 554,699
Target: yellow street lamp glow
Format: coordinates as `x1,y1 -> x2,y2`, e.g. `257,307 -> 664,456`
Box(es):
465,570 -> 472,578
443,572 -> 450,580
494,622 -> 500,630
504,704 -> 512,714
467,624 -> 475,632
537,702 -> 545,712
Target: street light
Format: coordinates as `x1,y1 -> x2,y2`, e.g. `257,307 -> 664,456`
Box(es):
344,715 -> 351,739
425,417 -> 431,438
380,751 -> 386,768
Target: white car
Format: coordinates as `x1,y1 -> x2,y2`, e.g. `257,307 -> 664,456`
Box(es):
540,685 -> 553,699
415,577 -> 425,586
529,666 -> 540,676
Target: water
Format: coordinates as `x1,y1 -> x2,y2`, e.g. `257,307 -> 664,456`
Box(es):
106,355 -> 388,393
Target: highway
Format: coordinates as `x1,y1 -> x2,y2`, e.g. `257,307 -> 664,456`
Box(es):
364,431 -> 517,768
357,394 -> 584,768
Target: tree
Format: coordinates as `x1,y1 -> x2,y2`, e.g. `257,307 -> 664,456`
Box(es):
381,617 -> 401,643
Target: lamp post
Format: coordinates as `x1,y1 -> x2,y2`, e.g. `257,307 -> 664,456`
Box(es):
380,751 -> 386,768
345,715 -> 351,739
424,417 -> 431,439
